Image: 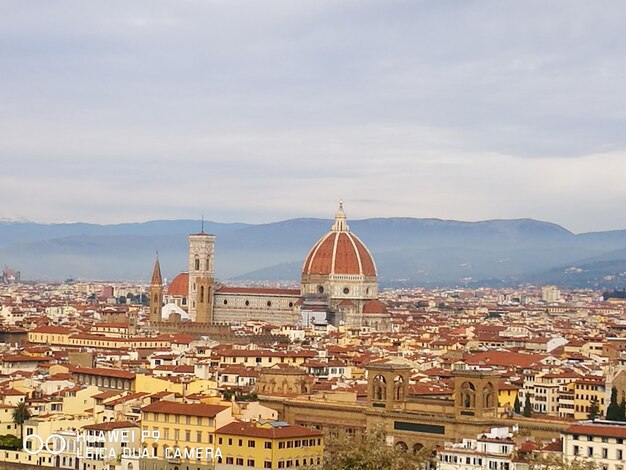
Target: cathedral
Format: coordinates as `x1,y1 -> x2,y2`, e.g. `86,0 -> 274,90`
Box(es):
149,203 -> 390,330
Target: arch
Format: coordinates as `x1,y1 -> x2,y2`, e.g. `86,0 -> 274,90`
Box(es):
373,375 -> 386,401
200,286 -> 205,303
461,382 -> 476,408
393,375 -> 405,401
194,256 -> 200,271
413,443 -> 424,454
395,441 -> 408,452
206,257 -> 211,271
483,382 -> 495,408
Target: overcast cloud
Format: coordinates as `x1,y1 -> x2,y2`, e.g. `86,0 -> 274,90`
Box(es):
1,1 -> 626,232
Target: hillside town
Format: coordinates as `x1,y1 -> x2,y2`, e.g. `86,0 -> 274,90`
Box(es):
0,207 -> 625,470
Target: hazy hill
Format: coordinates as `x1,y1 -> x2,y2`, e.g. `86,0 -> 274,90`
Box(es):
1,218 -> 626,288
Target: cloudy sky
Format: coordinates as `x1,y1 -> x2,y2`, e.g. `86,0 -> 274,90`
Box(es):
2,1 -> 626,232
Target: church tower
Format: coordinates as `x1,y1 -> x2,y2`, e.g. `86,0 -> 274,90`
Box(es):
188,230 -> 215,323
149,255 -> 163,323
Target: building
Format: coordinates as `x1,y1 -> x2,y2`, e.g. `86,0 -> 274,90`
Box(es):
140,400 -> 233,470
563,421 -> 626,470
542,286 -> 561,304
151,203 -> 390,329
437,426 -> 522,470
215,419 -> 323,469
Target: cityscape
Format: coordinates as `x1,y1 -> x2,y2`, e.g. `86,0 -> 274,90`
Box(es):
0,204 -> 626,470
3,2 -> 626,470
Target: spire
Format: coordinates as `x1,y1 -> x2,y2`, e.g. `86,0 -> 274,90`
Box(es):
331,200 -> 349,232
201,214 -> 205,234
150,253 -> 163,286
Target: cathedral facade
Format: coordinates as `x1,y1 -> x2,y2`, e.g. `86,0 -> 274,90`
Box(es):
149,203 -> 390,329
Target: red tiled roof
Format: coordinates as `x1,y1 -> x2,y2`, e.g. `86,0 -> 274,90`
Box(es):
565,423 -> 626,439
83,421 -> 139,431
363,299 -> 387,314
142,400 -> 228,418
303,231 -> 376,277
217,421 -> 322,439
167,273 -> 189,297
69,366 -> 135,380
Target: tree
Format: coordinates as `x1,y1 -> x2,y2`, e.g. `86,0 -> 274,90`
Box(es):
528,452 -> 597,470
11,401 -> 31,441
606,387 -> 621,421
619,394 -> 626,421
513,395 -> 521,414
523,395 -> 532,417
587,396 -> 600,420
310,427 -> 433,470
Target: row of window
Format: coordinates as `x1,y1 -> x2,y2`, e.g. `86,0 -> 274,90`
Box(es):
145,414 -> 214,426
572,446 -> 623,459
216,456 -> 321,468
572,435 -> 624,444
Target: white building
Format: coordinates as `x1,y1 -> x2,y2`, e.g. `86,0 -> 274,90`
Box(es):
437,426 -> 522,470
563,421 -> 626,470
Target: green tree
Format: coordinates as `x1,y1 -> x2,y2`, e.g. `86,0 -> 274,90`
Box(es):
528,452 -> 597,470
619,394 -> 626,421
310,427 -> 433,470
11,401 -> 31,441
606,387 -> 621,421
587,396 -> 600,420
513,395 -> 521,414
523,395 -> 532,417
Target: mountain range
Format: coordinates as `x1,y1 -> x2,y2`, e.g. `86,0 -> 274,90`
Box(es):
1,218 -> 626,289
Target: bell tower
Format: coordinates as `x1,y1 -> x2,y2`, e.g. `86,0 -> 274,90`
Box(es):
366,358 -> 411,411
188,228 -> 215,323
452,369 -> 500,419
149,254 -> 163,324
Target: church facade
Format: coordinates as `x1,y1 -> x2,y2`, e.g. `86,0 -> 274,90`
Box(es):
149,203 -> 390,329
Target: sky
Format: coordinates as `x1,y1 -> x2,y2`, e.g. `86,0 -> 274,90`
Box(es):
1,1 -> 626,233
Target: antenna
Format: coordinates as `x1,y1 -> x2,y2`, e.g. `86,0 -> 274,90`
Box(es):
201,214 -> 205,233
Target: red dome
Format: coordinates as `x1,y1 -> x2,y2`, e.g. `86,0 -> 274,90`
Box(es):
303,231 -> 377,277
167,273 -> 189,297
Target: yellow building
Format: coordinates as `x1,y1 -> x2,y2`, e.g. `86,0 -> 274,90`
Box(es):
574,377 -> 606,420
497,382 -> 519,409
141,400 -> 233,469
216,419 -> 323,469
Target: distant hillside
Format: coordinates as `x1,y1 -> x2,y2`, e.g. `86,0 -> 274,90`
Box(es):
2,217 -> 626,288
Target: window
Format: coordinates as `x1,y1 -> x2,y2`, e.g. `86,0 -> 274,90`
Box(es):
196,432 -> 202,443
602,448 -> 608,459
618,449 -> 623,460
588,447 -> 593,457
247,460 -> 255,467
248,440 -> 255,448
238,439 -> 243,447
236,458 -> 244,465
573,446 -> 579,456
264,462 -> 272,469
265,442 -> 272,449
226,457 -> 233,464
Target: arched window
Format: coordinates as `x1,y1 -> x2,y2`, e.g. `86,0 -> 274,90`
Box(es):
373,375 -> 386,401
394,375 -> 405,401
483,383 -> 495,408
461,382 -> 476,408
200,286 -> 205,303
206,257 -> 211,271
413,443 -> 424,454
395,441 -> 408,452
194,256 -> 200,271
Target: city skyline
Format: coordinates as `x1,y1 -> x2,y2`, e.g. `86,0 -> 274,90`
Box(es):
2,2 -> 626,231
